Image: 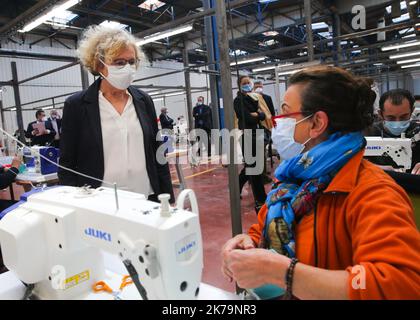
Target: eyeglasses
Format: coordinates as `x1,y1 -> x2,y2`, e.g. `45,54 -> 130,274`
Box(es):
111,58 -> 140,69
272,112 -> 309,126
100,56 -> 140,69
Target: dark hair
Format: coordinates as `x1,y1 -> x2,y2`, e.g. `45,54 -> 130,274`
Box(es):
414,95 -> 420,101
288,66 -> 376,133
35,109 -> 45,118
379,89 -> 415,112
237,75 -> 250,89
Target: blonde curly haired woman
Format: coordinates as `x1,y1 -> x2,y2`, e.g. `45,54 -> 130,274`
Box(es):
59,25 -> 174,202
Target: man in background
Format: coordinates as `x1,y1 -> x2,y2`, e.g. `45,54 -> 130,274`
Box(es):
254,80 -> 275,182
193,96 -> 213,157
159,107 -> 174,130
365,89 -> 420,174
48,109 -> 62,148
25,109 -> 56,146
254,81 -> 275,116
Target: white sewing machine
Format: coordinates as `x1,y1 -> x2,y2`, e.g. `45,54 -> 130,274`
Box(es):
0,186 -> 203,300
364,136 -> 412,171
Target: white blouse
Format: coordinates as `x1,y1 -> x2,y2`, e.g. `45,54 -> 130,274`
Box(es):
98,91 -> 153,196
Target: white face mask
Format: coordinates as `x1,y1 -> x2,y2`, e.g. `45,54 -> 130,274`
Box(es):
272,115 -> 313,160
255,87 -> 263,94
99,59 -> 137,90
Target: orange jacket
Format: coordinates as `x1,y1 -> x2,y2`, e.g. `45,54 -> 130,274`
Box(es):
249,150 -> 420,299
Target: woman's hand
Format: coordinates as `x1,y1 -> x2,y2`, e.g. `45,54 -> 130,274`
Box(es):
221,234 -> 255,282
224,248 -> 290,289
250,112 -> 259,118
411,162 -> 420,175
11,156 -> 22,170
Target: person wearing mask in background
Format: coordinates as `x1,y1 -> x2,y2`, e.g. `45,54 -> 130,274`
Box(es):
254,81 -> 275,117
234,75 -> 267,213
414,95 -> 420,120
365,89 -> 420,174
48,109 -> 62,148
159,107 -> 175,130
222,66 -> 420,300
25,109 -> 56,146
59,26 -> 174,202
0,155 -> 23,274
254,81 -> 275,183
193,96 -> 213,157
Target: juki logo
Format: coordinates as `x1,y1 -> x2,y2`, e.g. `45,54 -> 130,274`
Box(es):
366,146 -> 381,150
84,227 -> 112,242
177,241 -> 196,255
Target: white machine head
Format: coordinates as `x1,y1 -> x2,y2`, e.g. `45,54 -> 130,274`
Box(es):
0,187 -> 203,300
364,136 -> 412,171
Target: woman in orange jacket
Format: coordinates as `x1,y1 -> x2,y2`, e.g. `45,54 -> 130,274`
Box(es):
221,66 -> 420,300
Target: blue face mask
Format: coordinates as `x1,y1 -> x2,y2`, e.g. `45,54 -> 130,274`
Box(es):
241,84 -> 253,92
384,120 -> 410,136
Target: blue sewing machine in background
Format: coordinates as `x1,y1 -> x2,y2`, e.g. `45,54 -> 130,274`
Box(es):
21,146 -> 59,175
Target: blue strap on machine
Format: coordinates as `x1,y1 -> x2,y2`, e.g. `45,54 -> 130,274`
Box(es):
0,186 -> 60,220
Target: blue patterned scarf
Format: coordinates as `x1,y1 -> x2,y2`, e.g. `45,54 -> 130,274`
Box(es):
261,132 -> 365,257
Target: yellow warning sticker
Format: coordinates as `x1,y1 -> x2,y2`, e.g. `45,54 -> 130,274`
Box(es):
65,270 -> 90,290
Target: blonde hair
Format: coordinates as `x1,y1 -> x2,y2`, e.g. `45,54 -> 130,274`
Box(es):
77,25 -> 143,75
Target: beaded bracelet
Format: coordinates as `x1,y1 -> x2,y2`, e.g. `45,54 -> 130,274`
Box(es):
284,258 -> 299,300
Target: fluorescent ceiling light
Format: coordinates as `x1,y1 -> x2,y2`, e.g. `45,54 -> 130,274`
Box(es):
252,62 -> 293,72
43,20 -> 82,30
252,66 -> 276,72
352,50 -> 362,54
139,0 -> 165,11
262,30 -> 279,37
50,9 -> 77,22
195,48 -> 206,53
137,25 -> 193,46
18,0 -> 80,33
382,41 -> 420,51
165,91 -> 185,97
99,20 -> 128,29
230,57 -> 266,66
44,106 -> 54,110
373,63 -> 383,66
311,22 -> 328,30
399,27 -> 414,34
401,62 -> 420,68
318,31 -> 332,39
390,51 -> 420,59
277,69 -> 302,77
10,108 -> 16,111
402,34 -> 416,39
409,1 -> 417,5
397,57 -> 420,64
392,13 -> 410,23
153,98 -> 164,102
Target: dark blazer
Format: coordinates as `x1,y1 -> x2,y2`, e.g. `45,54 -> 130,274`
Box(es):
58,78 -> 174,202
0,166 -> 18,190
159,113 -> 174,130
261,93 -> 275,116
193,104 -> 213,130
25,120 -> 56,146
234,92 -> 266,131
48,117 -> 62,135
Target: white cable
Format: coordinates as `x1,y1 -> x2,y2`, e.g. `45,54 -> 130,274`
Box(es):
0,127 -> 115,188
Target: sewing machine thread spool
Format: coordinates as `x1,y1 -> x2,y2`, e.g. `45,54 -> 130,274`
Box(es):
158,194 -> 171,217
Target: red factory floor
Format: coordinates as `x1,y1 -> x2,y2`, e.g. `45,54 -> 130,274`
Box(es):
0,156 -> 277,294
